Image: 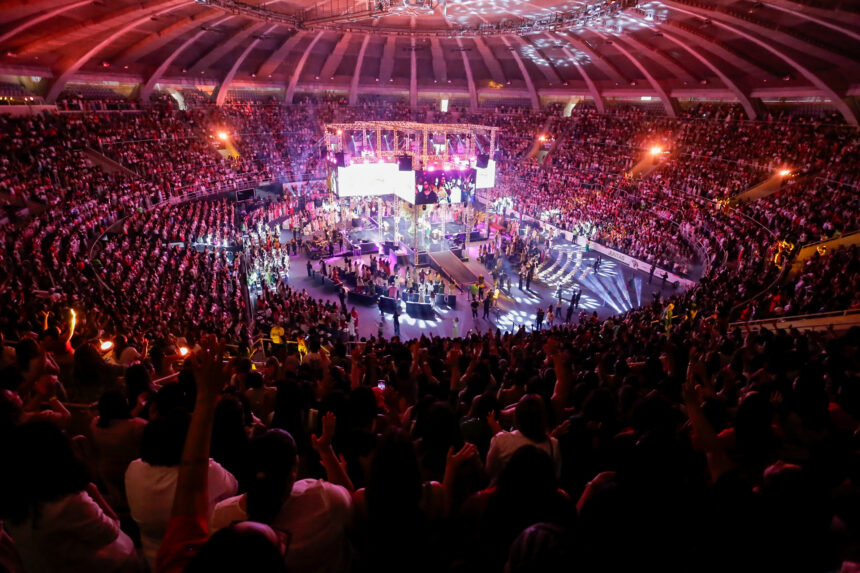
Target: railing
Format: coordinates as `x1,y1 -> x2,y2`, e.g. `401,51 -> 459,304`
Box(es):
729,308 -> 860,332
86,177 -> 271,294
799,228 -> 860,250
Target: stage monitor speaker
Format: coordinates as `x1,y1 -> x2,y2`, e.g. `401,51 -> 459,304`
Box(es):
319,148 -> 328,160
493,150 -> 502,162
334,151 -> 346,167
476,154 -> 489,169
398,155 -> 412,171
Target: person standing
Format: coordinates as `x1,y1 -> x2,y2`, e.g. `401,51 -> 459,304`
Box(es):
393,307 -> 401,338
649,263 -> 656,284
525,266 -> 533,290
535,306 -> 545,330
566,304 -> 574,323
452,316 -> 460,338
471,299 -> 479,320
482,295 -> 492,320
555,286 -> 563,315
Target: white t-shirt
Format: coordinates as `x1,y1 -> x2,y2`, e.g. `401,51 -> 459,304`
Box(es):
125,458 -> 238,569
485,429 -> 562,479
6,491 -> 138,573
116,347 -> 141,367
211,479 -> 352,573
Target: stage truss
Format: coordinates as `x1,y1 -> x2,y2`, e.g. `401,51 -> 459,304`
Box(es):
324,121 -> 499,170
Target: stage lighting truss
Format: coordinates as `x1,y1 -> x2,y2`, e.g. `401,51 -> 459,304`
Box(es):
324,121 -> 498,168
196,0 -> 638,37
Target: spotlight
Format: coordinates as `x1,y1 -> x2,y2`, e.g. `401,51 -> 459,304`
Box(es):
217,131 -> 229,141
179,346 -> 190,356
100,340 -> 114,351
779,169 -> 791,177
650,146 -> 662,156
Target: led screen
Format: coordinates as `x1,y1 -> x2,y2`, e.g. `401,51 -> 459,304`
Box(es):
414,169 -> 476,205
337,163 -> 414,199
475,159 -> 496,189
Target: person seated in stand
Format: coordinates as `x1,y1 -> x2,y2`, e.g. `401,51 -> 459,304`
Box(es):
210,419 -> 353,573
125,408 -> 238,570
154,338 -> 287,573
0,422 -> 140,573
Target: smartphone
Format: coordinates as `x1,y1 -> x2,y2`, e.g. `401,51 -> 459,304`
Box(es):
377,380 -> 386,391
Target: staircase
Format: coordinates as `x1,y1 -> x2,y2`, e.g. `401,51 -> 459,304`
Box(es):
83,147 -> 139,177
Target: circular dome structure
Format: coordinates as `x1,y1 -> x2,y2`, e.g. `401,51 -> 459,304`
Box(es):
0,0 -> 857,121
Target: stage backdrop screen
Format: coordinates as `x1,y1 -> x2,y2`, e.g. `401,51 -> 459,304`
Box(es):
475,159 -> 496,189
414,169 -> 476,205
337,163 -> 415,199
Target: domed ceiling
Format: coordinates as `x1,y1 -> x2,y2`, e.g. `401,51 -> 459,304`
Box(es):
0,0 -> 857,121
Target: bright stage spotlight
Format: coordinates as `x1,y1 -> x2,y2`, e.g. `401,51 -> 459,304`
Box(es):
217,131 -> 229,141
650,146 -> 663,156
779,169 -> 792,177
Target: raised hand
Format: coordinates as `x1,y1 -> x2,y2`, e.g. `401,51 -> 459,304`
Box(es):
190,334 -> 226,401
446,442 -> 478,473
311,411 -> 336,453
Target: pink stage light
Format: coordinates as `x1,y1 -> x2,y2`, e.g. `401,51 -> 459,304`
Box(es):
427,165 -> 435,172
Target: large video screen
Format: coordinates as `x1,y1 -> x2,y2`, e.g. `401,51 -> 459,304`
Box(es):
337,163 -> 414,199
414,169 -> 476,205
475,159 -> 496,189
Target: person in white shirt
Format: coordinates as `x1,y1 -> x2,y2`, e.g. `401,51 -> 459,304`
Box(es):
125,411 -> 238,570
111,335 -> 148,367
210,429 -> 353,573
486,394 -> 562,480
1,422 -> 139,573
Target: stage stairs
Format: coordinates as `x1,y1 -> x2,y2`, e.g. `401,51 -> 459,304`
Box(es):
428,250 -> 477,289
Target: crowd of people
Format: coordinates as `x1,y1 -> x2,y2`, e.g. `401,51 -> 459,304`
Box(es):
0,92 -> 858,573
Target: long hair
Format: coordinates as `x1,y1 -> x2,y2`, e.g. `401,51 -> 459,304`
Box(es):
96,390 -> 132,428
245,429 -> 298,525
0,422 -> 90,525
514,394 -> 549,443
366,429 -> 423,523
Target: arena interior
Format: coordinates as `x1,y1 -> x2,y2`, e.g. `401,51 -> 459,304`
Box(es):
0,0 -> 858,572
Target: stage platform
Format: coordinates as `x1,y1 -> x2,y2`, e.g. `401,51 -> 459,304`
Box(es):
429,250 -> 477,287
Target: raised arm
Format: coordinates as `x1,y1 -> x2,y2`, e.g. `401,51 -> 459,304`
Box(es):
171,335 -> 225,518
546,337 -> 571,423
683,360 -> 733,483
311,412 -> 355,492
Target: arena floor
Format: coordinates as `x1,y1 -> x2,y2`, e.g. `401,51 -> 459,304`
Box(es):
284,233 -> 687,340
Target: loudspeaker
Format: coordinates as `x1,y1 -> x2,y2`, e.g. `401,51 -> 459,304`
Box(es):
476,154 -> 489,169
319,148 -> 327,160
398,155 -> 412,171
334,151 -> 345,167
493,150 -> 502,162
